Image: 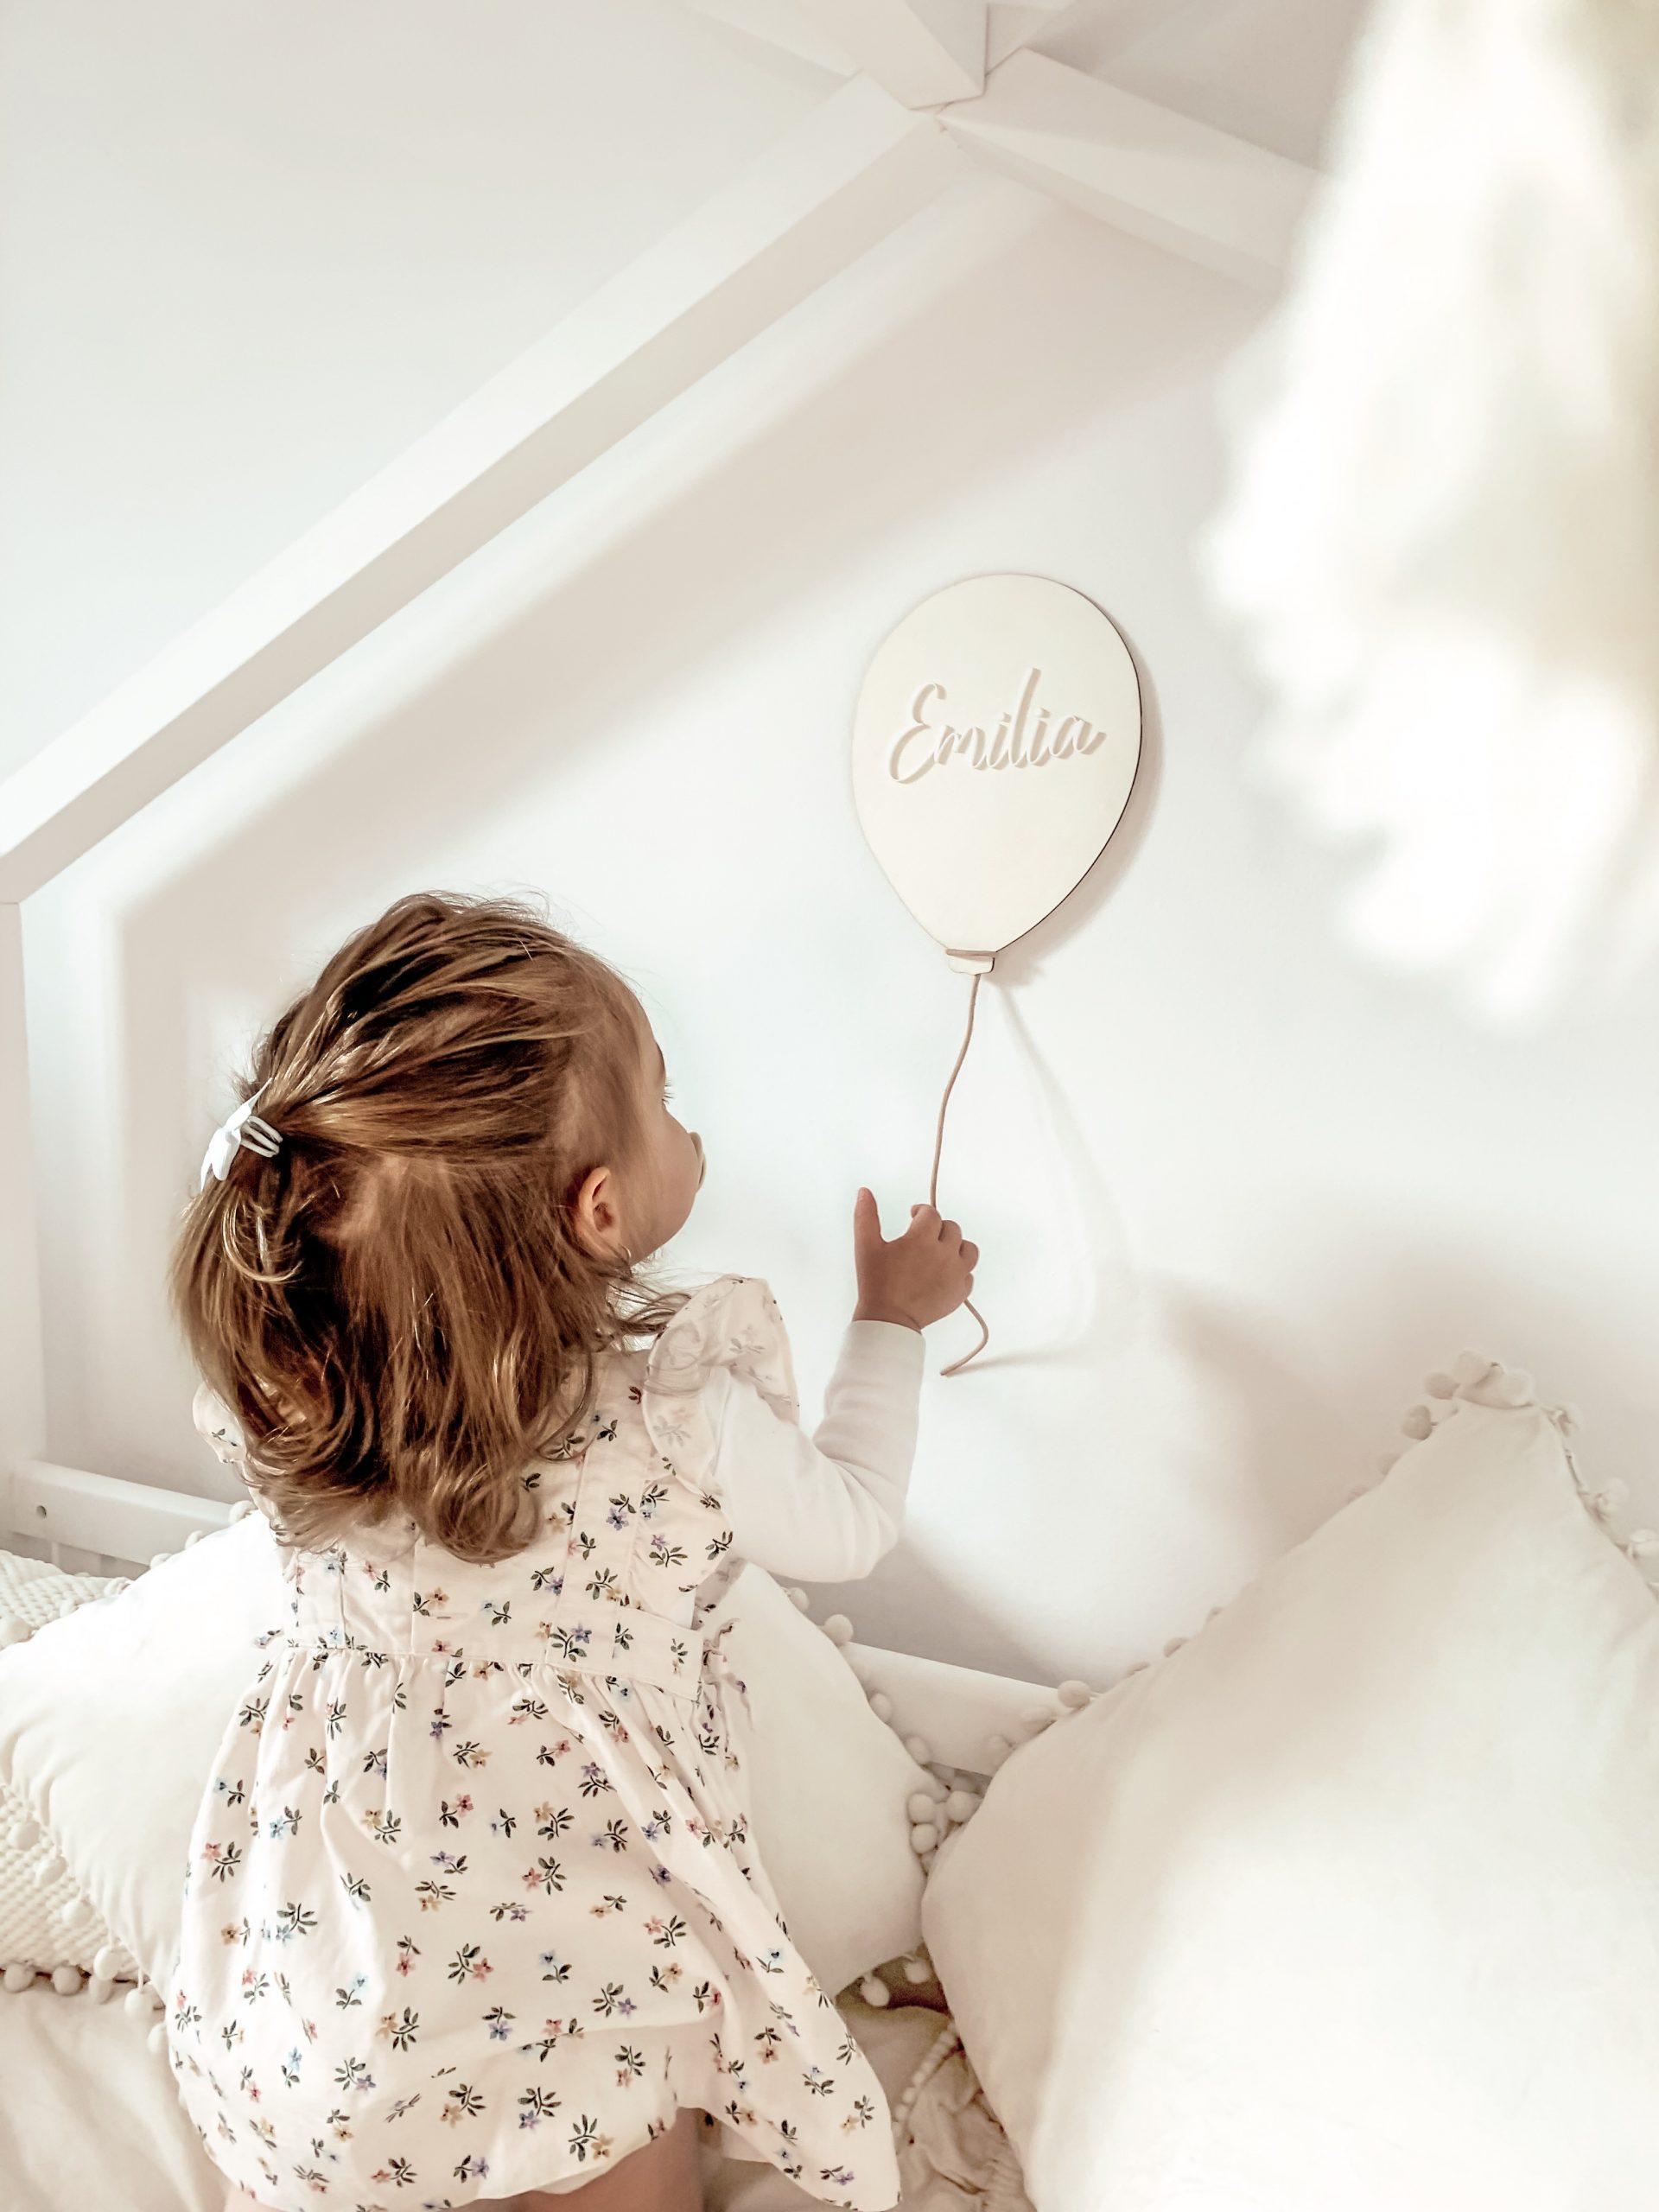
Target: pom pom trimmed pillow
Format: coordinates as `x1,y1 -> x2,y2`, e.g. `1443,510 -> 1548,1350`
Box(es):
0,1521 -> 925,2009
0,1553 -> 141,1998
923,1389 -> 1659,2212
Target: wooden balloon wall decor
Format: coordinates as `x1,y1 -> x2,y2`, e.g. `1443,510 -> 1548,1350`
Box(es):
852,573 -> 1142,1376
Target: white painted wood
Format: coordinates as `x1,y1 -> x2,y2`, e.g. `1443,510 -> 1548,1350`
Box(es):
681,0 -> 855,77
0,903 -> 45,1544
984,0 -> 1086,73
853,573 -> 1141,962
791,0 -> 988,107
938,48 -> 1318,282
0,75 -> 964,902
10,1460 -> 235,1573
684,0 -> 1062,84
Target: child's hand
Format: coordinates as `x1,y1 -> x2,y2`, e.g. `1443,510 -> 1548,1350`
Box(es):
851,1188 -> 978,1332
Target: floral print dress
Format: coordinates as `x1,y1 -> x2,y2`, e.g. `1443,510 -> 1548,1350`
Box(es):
165,1274 -> 901,2212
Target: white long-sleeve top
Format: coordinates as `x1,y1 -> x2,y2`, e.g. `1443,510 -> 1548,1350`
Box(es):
661,1317 -> 924,1621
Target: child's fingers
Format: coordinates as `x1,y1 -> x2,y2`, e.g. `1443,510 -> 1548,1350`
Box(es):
961,1240 -> 979,1268
854,1186 -> 884,1255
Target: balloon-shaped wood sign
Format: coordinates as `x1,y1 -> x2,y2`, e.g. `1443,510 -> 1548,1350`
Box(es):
853,573 -> 1141,971
851,574 -> 1142,1377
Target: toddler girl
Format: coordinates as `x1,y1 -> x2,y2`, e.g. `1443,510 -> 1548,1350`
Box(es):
165,890 -> 976,2212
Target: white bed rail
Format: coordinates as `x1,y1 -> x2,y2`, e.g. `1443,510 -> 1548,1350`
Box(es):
5,1460 -> 233,1576
3,1460 -> 1060,1778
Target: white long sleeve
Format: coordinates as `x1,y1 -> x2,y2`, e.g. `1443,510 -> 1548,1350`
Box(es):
702,1317 -> 925,1585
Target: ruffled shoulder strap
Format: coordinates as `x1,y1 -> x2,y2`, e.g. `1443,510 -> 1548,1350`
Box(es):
193,1380 -> 246,1471
639,1272 -> 798,1494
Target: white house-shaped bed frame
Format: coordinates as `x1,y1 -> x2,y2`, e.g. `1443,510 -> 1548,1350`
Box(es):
0,0 -> 1316,1562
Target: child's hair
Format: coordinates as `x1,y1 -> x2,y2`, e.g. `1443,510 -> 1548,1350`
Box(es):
169,889 -> 689,1567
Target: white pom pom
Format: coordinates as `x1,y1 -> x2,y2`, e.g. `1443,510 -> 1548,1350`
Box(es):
3,1962 -> 37,1993
122,1983 -> 155,2020
1400,1404 -> 1433,1441
1120,1659 -> 1148,1678
859,1974 -> 891,2008
785,1586 -> 810,1611
92,1944 -> 125,1982
1424,1371 -> 1457,1399
1057,1680 -> 1092,1709
1487,1367 -> 1534,1407
903,1735 -> 931,1766
147,2019 -> 168,2054
32,1854 -> 60,1890
902,1955 -> 931,1984
184,1529 -> 205,1548
1161,1636 -> 1187,1658
1453,1351 -> 1496,1386
6,1817 -> 39,1853
148,1553 -> 171,1571
88,1974 -> 116,2004
1557,1402 -> 1584,1433
1625,1529 -> 1659,1560
868,1690 -> 893,1722
227,1500 -> 255,1522
821,1615 -> 854,1647
944,1789 -> 979,1822
919,1847 -> 938,1872
0,1618 -> 29,1648
51,1965 -> 83,1995
1588,1481 -> 1628,1520
906,1791 -> 938,1823
910,1822 -> 939,1853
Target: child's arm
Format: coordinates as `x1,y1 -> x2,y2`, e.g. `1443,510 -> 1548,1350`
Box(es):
701,1191 -> 976,1582
704,1316 -> 925,1580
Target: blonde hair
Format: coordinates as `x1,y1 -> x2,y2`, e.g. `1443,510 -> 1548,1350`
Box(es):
169,890 -> 689,1566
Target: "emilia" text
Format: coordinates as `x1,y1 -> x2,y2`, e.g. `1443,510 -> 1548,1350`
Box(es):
887,666 -> 1110,783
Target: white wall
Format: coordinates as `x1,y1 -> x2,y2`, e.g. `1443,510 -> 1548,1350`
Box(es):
12,2 -> 1659,1685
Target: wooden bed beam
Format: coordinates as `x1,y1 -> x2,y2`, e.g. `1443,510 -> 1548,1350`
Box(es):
938,47 -> 1317,283
0,905 -> 47,1538
0,75 -> 963,904
687,0 -> 989,105
785,0 -> 988,107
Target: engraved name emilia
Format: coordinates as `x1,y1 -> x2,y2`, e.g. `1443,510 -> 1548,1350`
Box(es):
887,665 -> 1112,784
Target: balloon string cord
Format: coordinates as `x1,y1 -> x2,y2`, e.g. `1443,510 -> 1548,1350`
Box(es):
929,969 -> 989,1377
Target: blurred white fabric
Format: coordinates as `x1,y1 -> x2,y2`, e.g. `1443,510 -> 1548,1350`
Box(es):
1200,0 -> 1659,1018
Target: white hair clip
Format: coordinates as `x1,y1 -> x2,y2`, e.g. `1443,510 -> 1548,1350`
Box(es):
200,1084 -> 284,1189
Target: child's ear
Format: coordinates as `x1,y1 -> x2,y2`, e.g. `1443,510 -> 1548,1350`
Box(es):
569,1163 -> 624,1260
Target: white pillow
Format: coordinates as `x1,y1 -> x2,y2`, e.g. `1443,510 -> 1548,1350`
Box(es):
709,1562 -> 926,1996
0,1554 -> 141,1995
923,1380 -> 1659,2212
0,1520 -> 924,2002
